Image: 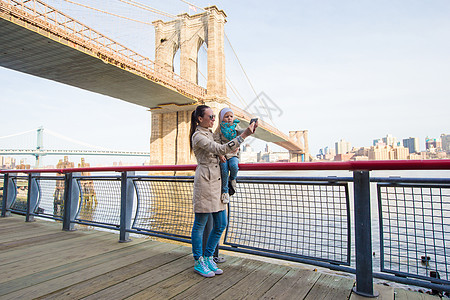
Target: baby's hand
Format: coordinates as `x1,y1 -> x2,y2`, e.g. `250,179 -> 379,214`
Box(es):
219,155 -> 226,163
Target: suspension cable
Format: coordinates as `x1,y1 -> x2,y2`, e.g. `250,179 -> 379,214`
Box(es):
199,44 -> 248,108
179,0 -> 204,11
45,129 -> 110,151
224,32 -> 274,124
61,0 -> 155,25
118,0 -> 177,19
0,129 -> 37,140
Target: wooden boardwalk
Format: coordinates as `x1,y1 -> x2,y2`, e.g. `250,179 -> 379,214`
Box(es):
0,215 -> 439,300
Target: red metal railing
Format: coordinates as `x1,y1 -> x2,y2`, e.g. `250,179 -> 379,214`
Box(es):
2,160 -> 450,174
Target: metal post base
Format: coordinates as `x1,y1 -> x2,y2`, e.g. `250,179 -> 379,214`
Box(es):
352,286 -> 379,298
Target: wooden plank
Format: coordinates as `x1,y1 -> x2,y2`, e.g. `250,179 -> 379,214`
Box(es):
0,231 -> 137,283
350,283 -> 394,300
39,245 -> 191,299
80,250 -> 194,300
216,262 -> 291,300
0,216 -> 25,227
0,224 -> 63,242
0,230 -> 108,261
125,256 -> 242,300
1,242 -> 183,299
0,239 -> 162,297
170,257 -> 267,300
0,231 -> 98,252
304,273 -> 354,300
394,288 -> 441,300
261,268 -> 321,299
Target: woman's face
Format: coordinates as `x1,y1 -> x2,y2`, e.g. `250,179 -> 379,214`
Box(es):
198,108 -> 215,128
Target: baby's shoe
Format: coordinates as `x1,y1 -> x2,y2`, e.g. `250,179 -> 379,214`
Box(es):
230,179 -> 237,191
221,193 -> 230,204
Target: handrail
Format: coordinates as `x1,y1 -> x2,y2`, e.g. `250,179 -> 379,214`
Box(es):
2,160 -> 450,174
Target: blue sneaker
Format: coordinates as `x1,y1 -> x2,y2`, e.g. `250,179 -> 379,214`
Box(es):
194,256 -> 215,277
205,256 -> 223,275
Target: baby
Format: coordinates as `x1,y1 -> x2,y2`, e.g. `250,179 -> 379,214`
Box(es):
215,107 -> 243,204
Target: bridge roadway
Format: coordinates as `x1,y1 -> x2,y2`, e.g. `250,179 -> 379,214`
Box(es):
0,215 -> 436,299
0,0 -> 303,152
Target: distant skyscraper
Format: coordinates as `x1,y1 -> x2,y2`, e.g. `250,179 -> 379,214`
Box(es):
426,137 -> 442,150
373,139 -> 384,146
383,134 -> 400,147
403,137 -> 419,154
335,139 -> 351,154
441,134 -> 450,151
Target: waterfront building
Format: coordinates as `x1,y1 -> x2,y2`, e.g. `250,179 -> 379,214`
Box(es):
426,137 -> 442,151
393,146 -> 409,160
259,152 -> 289,163
334,153 -> 354,161
402,137 -> 419,154
409,152 -> 426,160
441,134 -> 450,152
369,145 -> 390,160
2,156 -> 16,169
317,147 -> 336,161
335,139 -> 351,154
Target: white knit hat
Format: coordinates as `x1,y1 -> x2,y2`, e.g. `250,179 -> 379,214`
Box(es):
219,107 -> 233,122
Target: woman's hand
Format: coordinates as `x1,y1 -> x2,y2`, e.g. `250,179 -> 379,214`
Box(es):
219,155 -> 226,163
241,120 -> 258,139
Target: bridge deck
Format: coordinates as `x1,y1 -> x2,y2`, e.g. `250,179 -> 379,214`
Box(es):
0,215 -> 438,300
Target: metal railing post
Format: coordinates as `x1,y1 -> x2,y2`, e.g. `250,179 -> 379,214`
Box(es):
26,173 -> 39,222
62,172 -> 79,231
1,173 -> 16,217
353,170 -> 379,297
119,171 -> 135,242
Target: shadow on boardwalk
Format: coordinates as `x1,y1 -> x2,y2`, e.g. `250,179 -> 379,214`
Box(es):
0,215 -> 440,300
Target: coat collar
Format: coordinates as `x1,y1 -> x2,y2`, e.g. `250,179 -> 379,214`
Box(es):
196,126 -> 213,134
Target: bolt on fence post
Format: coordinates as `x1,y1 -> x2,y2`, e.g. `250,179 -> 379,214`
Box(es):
2,173 -> 16,217
26,173 -> 39,222
62,172 -> 80,231
352,170 -> 379,298
119,171 -> 135,243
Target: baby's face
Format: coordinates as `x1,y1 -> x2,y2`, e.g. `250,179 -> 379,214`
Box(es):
223,112 -> 234,123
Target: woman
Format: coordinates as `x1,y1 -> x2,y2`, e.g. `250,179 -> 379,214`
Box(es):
189,104 -> 257,277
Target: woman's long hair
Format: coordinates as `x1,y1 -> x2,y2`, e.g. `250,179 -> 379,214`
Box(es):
189,105 -> 209,153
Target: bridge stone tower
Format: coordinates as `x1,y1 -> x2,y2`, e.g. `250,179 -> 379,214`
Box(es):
289,130 -> 309,162
150,6 -> 228,165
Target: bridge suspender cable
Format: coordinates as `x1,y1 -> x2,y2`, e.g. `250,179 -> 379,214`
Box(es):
224,33 -> 275,125
118,0 -> 177,19
179,0 -> 204,11
61,0 -> 155,25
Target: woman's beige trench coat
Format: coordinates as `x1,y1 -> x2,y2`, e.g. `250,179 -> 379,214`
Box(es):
191,126 -> 242,213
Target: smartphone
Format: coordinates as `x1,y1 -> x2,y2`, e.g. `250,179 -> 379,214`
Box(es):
250,118 -> 258,124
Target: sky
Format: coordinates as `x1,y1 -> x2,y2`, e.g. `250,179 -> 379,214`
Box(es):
1,0 -> 450,166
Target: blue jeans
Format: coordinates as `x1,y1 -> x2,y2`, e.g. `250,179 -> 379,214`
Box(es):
191,210 -> 227,260
220,156 -> 239,194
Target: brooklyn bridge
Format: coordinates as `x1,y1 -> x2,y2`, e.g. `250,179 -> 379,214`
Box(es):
0,0 -> 309,165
